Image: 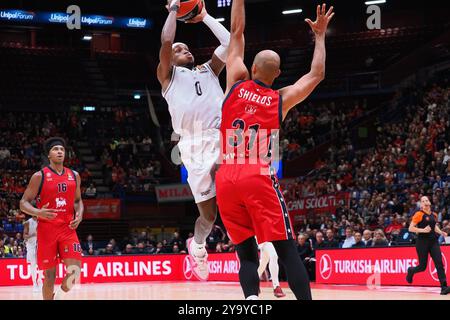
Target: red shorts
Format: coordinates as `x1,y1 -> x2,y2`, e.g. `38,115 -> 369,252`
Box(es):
216,164 -> 295,245
37,222 -> 82,270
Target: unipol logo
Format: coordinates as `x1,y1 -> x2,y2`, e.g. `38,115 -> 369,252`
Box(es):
320,254 -> 332,280
56,197 -> 67,208
429,254 -> 447,282
183,256 -> 193,280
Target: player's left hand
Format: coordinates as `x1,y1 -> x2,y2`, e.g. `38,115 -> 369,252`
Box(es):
185,2 -> 207,23
69,212 -> 83,230
305,3 -> 335,37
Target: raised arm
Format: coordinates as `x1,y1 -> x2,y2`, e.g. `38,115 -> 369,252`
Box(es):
225,0 -> 249,96
157,0 -> 181,92
186,4 -> 230,77
279,4 -> 334,120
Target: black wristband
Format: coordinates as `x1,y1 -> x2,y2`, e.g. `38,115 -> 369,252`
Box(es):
170,4 -> 180,12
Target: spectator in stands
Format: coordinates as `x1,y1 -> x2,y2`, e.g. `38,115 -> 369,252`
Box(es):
372,229 -> 389,247
155,241 -> 167,254
82,234 -> 97,255
123,244 -> 135,255
206,224 -> 226,249
172,244 -> 180,254
341,227 -> 356,248
297,233 -> 313,280
101,244 -> 115,255
135,242 -> 147,254
108,239 -> 120,254
170,232 -> 184,251
324,229 -> 339,248
85,183 -> 97,198
352,232 -> 365,248
362,230 -> 373,247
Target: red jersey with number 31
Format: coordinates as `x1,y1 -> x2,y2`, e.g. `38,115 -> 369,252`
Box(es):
220,79 -> 281,164
36,166 -> 77,225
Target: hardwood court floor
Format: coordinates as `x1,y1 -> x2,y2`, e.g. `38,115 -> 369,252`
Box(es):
0,281 -> 449,300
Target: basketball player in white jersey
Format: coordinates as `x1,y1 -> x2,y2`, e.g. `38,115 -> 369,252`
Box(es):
258,242 -> 286,298
23,216 -> 43,292
158,0 -> 230,280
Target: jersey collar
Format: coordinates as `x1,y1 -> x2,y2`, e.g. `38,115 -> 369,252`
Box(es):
253,79 -> 271,88
47,166 -> 65,176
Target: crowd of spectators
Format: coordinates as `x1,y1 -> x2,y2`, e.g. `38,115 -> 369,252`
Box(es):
284,76 -> 450,280
280,98 -> 370,160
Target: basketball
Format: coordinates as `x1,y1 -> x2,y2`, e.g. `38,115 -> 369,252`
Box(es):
176,0 -> 204,22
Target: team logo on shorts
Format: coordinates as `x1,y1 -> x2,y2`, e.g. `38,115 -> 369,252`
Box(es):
64,245 -> 69,253
429,254 -> 447,282
183,255 -> 193,280
200,189 -> 211,197
319,254 -> 332,280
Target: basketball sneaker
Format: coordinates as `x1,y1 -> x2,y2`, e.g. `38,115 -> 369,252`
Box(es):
273,286 -> 286,298
441,286 -> 450,295
406,267 -> 414,284
187,237 -> 209,281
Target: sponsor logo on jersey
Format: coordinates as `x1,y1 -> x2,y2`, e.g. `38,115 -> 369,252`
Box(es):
56,197 -> 67,208
46,172 -> 52,178
245,105 -> 258,114
68,173 -> 74,181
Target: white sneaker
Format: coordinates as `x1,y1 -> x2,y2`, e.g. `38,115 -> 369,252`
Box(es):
246,295 -> 259,300
187,237 -> 209,281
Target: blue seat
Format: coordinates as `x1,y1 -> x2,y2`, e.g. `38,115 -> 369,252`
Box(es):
4,223 -> 14,233
15,224 -> 24,233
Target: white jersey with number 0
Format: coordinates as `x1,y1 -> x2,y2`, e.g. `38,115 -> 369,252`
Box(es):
162,64 -> 223,136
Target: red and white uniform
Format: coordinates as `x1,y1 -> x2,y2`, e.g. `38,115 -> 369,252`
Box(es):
36,166 -> 82,270
216,80 -> 294,245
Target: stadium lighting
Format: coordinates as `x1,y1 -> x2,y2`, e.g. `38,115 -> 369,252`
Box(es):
282,9 -> 303,15
365,0 -> 386,4
134,94 -> 141,100
82,35 -> 92,41
215,18 -> 225,22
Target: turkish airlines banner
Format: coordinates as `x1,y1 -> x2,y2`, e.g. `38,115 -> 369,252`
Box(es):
287,192 -> 350,218
83,199 -> 121,219
155,184 -> 194,203
0,253 -> 239,286
316,246 -> 450,287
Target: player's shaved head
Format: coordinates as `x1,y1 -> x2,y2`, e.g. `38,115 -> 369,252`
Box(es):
251,50 -> 281,85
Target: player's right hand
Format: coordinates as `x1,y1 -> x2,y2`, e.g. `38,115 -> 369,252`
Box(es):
422,225 -> 432,233
185,3 -> 207,23
38,203 -> 57,220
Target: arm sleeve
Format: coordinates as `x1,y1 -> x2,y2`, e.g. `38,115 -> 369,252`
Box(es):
411,211 -> 423,225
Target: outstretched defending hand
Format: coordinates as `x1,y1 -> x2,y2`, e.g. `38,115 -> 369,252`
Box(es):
185,2 -> 207,23
305,3 -> 335,36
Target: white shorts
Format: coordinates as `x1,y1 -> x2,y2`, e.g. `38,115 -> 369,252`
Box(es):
26,245 -> 37,264
178,129 -> 220,203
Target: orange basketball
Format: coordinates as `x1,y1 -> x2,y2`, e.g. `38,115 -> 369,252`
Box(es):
176,0 -> 204,22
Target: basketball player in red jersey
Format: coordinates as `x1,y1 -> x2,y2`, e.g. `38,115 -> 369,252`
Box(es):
216,0 -> 334,300
20,137 -> 83,300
